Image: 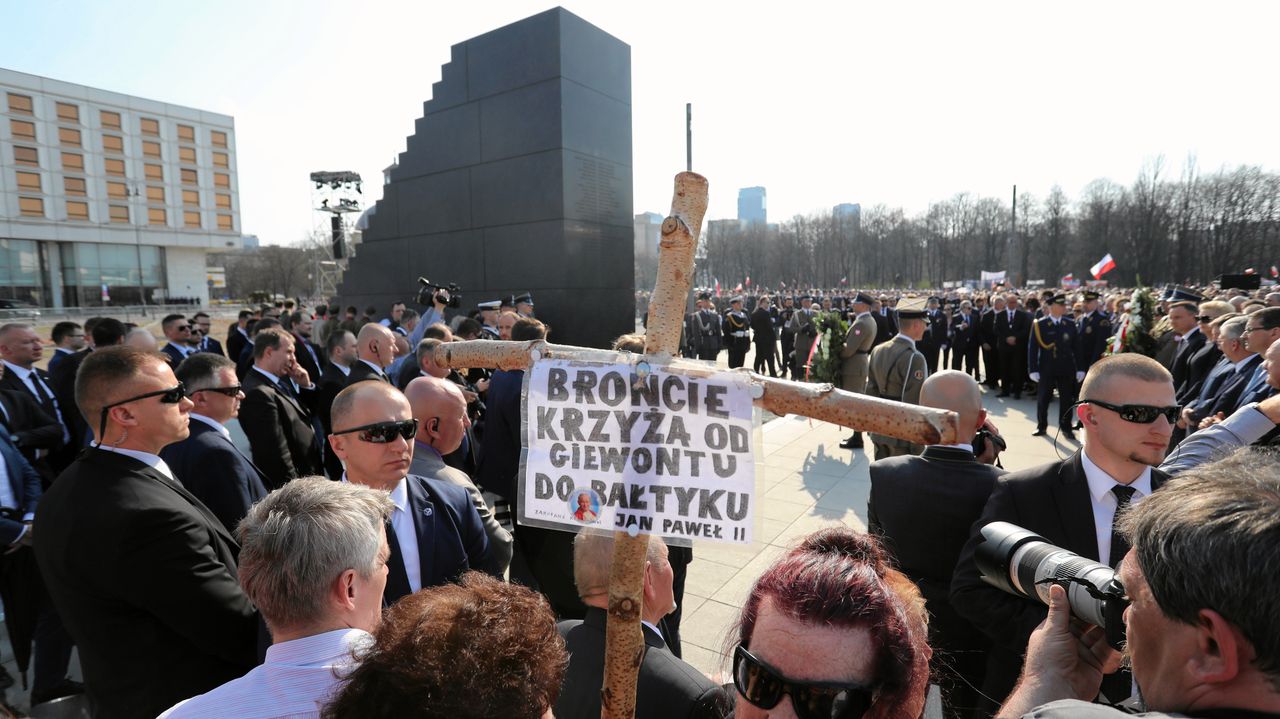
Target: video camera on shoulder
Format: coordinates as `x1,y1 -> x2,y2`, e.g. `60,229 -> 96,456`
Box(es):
975,521 -> 1129,650
416,277 -> 462,309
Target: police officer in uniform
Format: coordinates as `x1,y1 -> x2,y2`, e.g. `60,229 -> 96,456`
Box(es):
839,292 -> 879,450
723,296 -> 750,369
778,296 -> 797,380
1028,294 -> 1084,441
788,296 -> 818,379
684,293 -> 722,361
478,300 -> 502,339
866,297 -> 930,460
1076,290 -> 1111,371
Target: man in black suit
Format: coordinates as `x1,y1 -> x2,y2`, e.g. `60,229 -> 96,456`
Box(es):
288,311 -> 326,382
555,532 -> 729,719
317,330 -> 357,479
869,370 -> 1004,719
0,323 -> 72,475
346,323 -> 395,384
995,294 -> 1031,399
328,381 -> 491,603
46,321 -> 85,373
979,296 -> 1003,389
0,362 -> 62,482
162,353 -> 268,534
1166,301 -> 1203,397
226,310 -> 253,364
238,328 -> 324,490
950,300 -> 980,379
159,314 -> 194,369
952,354 -> 1176,714
917,296 -> 944,373
190,312 -> 224,356
34,347 -> 258,719
1174,304 -> 1226,409
49,317 -> 127,450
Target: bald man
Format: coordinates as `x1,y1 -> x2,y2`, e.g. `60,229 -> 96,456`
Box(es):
868,370 -> 1004,719
328,381 -> 492,603
405,377 -> 511,575
346,323 -> 396,384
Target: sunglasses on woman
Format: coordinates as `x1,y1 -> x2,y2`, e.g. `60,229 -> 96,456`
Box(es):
1081,399 -> 1179,424
98,383 -> 188,441
733,645 -> 876,719
331,419 -> 418,443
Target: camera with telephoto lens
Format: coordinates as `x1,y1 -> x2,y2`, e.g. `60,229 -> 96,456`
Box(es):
975,521 -> 1129,649
415,277 -> 461,309
972,427 -> 1006,459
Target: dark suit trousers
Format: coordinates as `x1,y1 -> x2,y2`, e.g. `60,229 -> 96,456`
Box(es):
1036,373 -> 1078,431
752,339 -> 777,376
998,345 -> 1025,395
982,346 -> 1000,386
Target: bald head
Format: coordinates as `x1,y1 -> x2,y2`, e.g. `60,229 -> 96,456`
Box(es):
404,376 -> 470,454
356,323 -> 396,369
919,370 -> 985,444
329,380 -> 405,433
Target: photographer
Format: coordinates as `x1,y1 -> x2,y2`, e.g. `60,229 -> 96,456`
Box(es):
997,447 -> 1280,718
404,279 -> 459,351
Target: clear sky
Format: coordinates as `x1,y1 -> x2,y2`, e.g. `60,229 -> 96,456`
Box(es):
4,1 -> 1277,246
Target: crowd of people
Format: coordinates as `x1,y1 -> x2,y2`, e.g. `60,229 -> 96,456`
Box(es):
0,277 -> 1275,718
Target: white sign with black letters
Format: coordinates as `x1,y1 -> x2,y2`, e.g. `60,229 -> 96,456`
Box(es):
519,358 -> 756,544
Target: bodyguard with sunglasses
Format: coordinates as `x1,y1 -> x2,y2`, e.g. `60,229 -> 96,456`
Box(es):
34,347 -> 259,719
953,354 -> 1176,714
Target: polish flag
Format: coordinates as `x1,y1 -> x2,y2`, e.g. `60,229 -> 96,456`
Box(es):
745,275 -> 751,287
1271,265 -> 1279,278
734,282 -> 744,293
1090,254 -> 1116,279
1061,273 -> 1074,284
714,278 -> 721,297
839,276 -> 848,285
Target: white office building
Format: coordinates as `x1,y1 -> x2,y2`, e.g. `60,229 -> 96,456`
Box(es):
0,67 -> 243,307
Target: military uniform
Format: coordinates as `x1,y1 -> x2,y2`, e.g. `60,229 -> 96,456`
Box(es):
867,297 -> 930,460
841,311 -> 878,392
723,299 -> 750,369
1076,309 -> 1111,369
684,294 -> 722,361
1029,299 -> 1085,437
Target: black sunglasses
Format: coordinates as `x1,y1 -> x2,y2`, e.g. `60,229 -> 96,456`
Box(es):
1082,399 -> 1179,424
331,419 -> 418,443
194,384 -> 242,397
733,645 -> 876,719
1196,315 -> 1213,322
98,383 -> 187,441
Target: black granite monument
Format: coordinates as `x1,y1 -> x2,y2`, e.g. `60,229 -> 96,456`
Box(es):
338,7 -> 634,350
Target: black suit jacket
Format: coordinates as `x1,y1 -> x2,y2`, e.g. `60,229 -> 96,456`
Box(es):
1204,355 -> 1264,419
869,446 -> 1003,652
292,336 -> 326,384
1176,340 -> 1221,406
34,448 -> 258,719
474,368 -> 522,501
160,343 -> 190,370
0,388 -> 62,480
226,327 -> 250,367
0,365 -> 72,472
315,363 -> 350,479
238,368 -> 323,490
196,336 -> 225,357
160,419 -> 269,534
383,473 -> 493,604
346,359 -> 390,385
48,347 -> 92,448
995,309 -> 1031,348
1170,329 -> 1207,396
951,453 -> 1167,706
555,608 -> 729,719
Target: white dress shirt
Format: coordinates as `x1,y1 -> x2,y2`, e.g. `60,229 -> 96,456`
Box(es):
334,363 -> 351,377
159,628 -> 372,718
189,413 -> 231,441
93,444 -> 177,482
2,360 -> 70,443
1080,448 -> 1153,564
343,473 -> 419,591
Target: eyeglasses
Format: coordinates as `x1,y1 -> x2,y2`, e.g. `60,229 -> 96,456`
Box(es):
175,325 -> 191,332
331,419 -> 418,443
194,385 -> 242,397
1196,315 -> 1212,322
1082,399 -> 1178,424
732,645 -> 876,719
1243,326 -> 1269,334
98,383 -> 187,441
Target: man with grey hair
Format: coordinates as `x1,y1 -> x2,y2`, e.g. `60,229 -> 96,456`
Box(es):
555,531 -> 728,719
159,477 -> 394,718
998,447 -> 1280,717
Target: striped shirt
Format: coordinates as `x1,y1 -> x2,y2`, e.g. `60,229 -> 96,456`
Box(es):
158,628 -> 371,718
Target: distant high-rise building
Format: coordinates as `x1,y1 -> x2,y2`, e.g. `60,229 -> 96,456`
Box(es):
738,186 -> 766,224
633,212 -> 662,261
833,202 -> 861,232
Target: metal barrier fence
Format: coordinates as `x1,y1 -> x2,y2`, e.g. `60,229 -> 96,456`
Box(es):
0,304 -> 243,324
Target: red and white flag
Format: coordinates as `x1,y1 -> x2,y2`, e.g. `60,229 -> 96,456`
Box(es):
714,278 -> 721,297
1245,268 -> 1257,275
745,275 -> 751,287
1061,273 -> 1074,284
734,282 -> 744,293
1271,265 -> 1278,278
1090,254 -> 1116,279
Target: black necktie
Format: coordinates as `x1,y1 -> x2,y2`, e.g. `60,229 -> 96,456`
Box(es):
277,378 -> 296,399
1109,485 -> 1137,567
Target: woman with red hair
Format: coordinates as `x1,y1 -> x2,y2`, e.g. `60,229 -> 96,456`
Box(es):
730,527 -> 931,719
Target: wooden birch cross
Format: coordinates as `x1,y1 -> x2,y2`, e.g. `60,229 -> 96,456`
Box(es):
429,172 -> 958,719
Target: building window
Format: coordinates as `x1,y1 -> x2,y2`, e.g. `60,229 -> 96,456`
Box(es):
181,168 -> 198,186
16,172 -> 41,192
148,208 -> 166,225
177,124 -> 195,142
212,151 -> 229,169
102,134 -> 124,154
217,214 -> 233,231
142,140 -> 161,159
59,127 -> 81,147
109,204 -> 129,223
178,146 -> 197,164
104,158 -> 126,177
183,210 -> 201,228
215,193 -> 232,210
10,119 -> 36,141
14,146 -> 38,167
65,177 -> 87,197
107,181 -> 128,199
62,152 -> 83,171
182,189 -> 199,206
211,130 -> 227,148
144,163 -> 163,181
56,102 -> 79,123
140,117 -> 160,136
19,197 -> 44,217
146,186 -> 165,203
7,93 -> 34,115
66,200 -> 89,221
101,110 -> 122,130
214,172 -> 230,189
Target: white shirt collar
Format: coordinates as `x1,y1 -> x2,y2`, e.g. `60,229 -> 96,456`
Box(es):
166,341 -> 191,356
94,444 -> 176,481
893,333 -> 916,348
253,366 -> 283,385
335,363 -> 351,377
1231,355 -> 1258,373
342,472 -> 407,512
358,358 -> 385,376
939,443 -> 974,453
54,347 -> 73,356
2,360 -> 33,380
1182,326 -> 1201,341
1080,447 -> 1153,504
189,412 -> 231,440
641,620 -> 664,642
264,627 -> 372,666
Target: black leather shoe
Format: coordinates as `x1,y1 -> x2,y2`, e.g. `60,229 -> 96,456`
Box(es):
1032,428 -> 1047,437
1012,394 -> 1022,400
996,392 -> 1010,398
839,433 -> 864,449
31,678 -> 85,705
